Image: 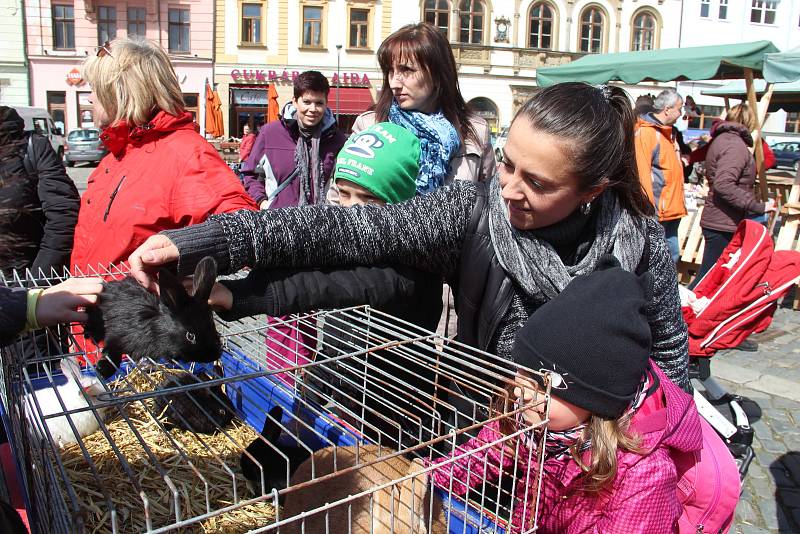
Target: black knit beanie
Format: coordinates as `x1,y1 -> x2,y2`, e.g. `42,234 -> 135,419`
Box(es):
512,255 -> 654,419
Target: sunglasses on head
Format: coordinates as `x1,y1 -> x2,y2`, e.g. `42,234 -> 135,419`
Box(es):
96,41 -> 113,58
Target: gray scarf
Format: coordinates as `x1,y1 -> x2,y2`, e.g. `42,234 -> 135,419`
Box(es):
295,122 -> 323,206
487,176 -> 646,304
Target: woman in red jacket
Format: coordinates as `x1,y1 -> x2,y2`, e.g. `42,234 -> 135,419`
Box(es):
71,37 -> 257,271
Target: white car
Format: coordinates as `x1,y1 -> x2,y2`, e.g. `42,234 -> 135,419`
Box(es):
14,106 -> 66,160
493,127 -> 509,162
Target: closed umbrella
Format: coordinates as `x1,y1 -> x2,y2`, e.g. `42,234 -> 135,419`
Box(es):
267,84 -> 280,123
204,80 -> 222,137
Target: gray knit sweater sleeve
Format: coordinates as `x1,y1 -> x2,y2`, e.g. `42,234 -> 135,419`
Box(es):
164,181 -> 477,279
644,218 -> 690,389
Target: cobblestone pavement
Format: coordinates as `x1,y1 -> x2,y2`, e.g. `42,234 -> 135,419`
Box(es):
709,303 -> 800,533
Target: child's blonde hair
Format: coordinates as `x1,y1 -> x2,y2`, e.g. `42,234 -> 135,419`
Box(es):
572,414 -> 643,492
82,37 -> 185,127
495,386 -> 644,493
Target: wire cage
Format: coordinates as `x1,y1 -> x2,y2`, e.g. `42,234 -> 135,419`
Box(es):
0,267 -> 551,534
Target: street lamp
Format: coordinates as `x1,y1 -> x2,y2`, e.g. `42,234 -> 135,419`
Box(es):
336,44 -> 342,125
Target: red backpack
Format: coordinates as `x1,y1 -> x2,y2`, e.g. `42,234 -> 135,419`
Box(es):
673,417 -> 740,534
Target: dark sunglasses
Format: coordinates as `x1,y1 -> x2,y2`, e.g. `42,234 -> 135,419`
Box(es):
96,41 -> 113,58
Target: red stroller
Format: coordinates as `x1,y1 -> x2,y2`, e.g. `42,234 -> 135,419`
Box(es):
681,219 -> 800,478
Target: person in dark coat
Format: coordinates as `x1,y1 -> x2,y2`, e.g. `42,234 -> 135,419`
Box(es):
692,103 -> 777,288
0,106 -> 80,275
240,71 -> 346,209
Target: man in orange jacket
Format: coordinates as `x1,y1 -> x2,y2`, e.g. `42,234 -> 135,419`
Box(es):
635,88 -> 687,262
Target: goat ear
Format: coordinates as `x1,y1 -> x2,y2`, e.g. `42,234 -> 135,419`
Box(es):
159,268 -> 189,310
192,257 -> 218,303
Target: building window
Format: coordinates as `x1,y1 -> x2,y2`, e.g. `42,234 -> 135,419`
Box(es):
349,8 -> 369,49
786,112 -> 800,134
423,0 -> 450,37
241,3 -> 263,45
700,0 -> 710,18
719,0 -> 728,20
77,92 -> 95,128
631,11 -> 656,51
97,6 -> 117,45
302,6 -> 323,47
47,91 -> 67,134
168,8 -> 190,52
183,93 -> 199,123
128,7 -> 146,37
751,0 -> 777,24
528,2 -> 555,49
458,0 -> 484,44
52,5 -> 75,50
579,6 -> 604,53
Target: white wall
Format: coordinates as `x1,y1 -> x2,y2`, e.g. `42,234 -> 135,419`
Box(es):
679,0 -> 800,51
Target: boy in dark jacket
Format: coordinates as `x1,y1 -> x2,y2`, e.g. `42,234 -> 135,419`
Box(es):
209,123 -> 443,445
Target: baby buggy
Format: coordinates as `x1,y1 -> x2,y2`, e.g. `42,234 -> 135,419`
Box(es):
681,219 -> 800,478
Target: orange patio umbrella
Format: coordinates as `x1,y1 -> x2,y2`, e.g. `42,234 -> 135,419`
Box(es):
204,80 -> 224,137
267,83 -> 280,123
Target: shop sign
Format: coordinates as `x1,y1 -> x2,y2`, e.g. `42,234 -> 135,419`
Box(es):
66,68 -> 84,86
232,88 -> 268,105
231,69 -> 371,87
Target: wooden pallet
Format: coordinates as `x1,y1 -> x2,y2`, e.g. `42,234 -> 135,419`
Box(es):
774,183 -> 800,310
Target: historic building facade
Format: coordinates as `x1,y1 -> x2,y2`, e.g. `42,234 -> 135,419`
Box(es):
23,0 -> 214,135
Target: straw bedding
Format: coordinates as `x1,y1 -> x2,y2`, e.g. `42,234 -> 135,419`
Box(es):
56,365 -> 277,533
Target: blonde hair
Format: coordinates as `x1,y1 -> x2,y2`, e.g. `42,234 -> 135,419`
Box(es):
82,37 -> 185,127
725,103 -> 757,131
571,414 -> 643,493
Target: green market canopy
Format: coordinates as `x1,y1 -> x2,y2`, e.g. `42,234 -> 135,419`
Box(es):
535,41 -> 780,87
702,79 -> 800,112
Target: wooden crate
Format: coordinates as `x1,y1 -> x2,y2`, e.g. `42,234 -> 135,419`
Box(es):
677,207 -> 705,285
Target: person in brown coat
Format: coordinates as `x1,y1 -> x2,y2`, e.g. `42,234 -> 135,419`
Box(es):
692,104 -> 776,289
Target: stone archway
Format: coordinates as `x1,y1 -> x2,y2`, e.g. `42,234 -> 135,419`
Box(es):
468,96 -> 500,135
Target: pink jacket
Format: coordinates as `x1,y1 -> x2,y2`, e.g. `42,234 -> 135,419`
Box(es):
431,365 -> 702,533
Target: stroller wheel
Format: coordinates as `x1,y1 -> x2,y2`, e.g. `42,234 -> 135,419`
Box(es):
712,393 -> 763,422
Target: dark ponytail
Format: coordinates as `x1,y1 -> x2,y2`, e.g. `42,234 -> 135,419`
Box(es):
514,83 -> 654,218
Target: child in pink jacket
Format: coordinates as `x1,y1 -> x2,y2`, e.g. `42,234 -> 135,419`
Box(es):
431,257 -> 710,533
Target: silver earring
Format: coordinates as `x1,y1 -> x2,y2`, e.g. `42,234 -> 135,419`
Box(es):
579,201 -> 591,215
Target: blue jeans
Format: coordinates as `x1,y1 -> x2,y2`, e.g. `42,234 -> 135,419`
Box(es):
661,219 -> 681,263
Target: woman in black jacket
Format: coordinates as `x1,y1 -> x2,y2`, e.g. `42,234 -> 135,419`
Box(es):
0,106 -> 80,275
130,83 -> 690,390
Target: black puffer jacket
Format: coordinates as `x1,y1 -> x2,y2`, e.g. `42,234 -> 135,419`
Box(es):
0,106 -> 80,275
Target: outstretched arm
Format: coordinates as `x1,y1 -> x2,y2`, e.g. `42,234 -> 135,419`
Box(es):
130,181 -> 476,289
214,265 -> 440,321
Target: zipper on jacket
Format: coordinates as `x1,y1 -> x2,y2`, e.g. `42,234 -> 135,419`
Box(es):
103,175 -> 126,222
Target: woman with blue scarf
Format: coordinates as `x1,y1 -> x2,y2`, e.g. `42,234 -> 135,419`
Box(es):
349,23 -> 495,194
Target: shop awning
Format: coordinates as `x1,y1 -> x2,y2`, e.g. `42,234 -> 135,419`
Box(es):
702,79 -> 800,112
329,87 -> 374,115
535,41 -> 780,86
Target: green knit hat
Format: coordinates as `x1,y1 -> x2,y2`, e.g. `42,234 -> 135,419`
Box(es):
334,122 -> 420,204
